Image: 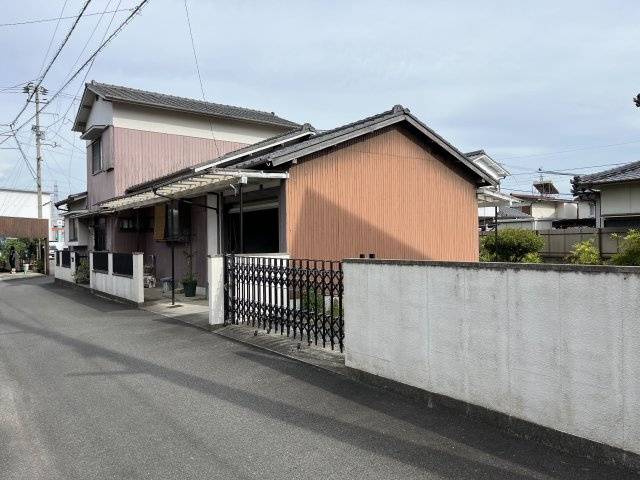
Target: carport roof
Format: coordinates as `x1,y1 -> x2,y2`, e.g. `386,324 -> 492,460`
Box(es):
97,168 -> 287,211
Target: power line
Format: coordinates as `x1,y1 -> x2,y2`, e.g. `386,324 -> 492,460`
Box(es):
0,8 -> 135,27
183,0 -> 220,158
9,1 -> 92,128
497,138 -> 640,162
0,0 -> 150,145
504,160 -> 635,177
37,0 -> 70,78
47,0 -> 121,136
10,128 -> 36,179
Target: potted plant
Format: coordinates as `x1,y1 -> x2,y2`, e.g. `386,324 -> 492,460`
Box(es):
182,271 -> 197,297
182,245 -> 197,297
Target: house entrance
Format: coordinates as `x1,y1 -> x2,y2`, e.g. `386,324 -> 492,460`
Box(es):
225,204 -> 279,254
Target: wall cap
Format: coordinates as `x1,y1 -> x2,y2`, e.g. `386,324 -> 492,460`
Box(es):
342,258 -> 640,275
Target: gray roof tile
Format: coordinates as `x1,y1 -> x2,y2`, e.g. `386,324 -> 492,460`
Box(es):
86,81 -> 300,128
575,160 -> 640,186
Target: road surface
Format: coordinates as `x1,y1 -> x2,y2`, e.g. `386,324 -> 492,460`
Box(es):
0,276 -> 635,479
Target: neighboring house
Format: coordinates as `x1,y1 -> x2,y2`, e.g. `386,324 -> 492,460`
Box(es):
488,180 -> 595,230
465,149 -> 521,229
0,188 -> 54,240
573,160 -> 640,228
62,82 -> 496,296
54,191 -> 89,255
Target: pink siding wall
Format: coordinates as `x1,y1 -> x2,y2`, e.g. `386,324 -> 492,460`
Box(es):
86,127 -> 246,206
112,127 -> 246,196
86,127 -> 115,207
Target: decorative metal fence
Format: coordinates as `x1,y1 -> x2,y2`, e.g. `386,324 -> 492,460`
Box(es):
92,251 -> 108,272
224,255 -> 344,352
55,251 -> 60,266
61,250 -> 71,268
112,253 -> 133,276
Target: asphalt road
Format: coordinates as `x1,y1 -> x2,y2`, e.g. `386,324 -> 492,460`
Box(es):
0,276 -> 636,480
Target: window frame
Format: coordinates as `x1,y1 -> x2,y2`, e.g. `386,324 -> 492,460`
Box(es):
91,137 -> 103,174
68,218 -> 78,242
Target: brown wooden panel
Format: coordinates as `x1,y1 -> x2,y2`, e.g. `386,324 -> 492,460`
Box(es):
285,125 -> 479,261
0,216 -> 48,238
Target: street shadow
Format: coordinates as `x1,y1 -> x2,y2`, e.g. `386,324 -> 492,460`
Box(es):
0,313 -> 560,480
232,348 -> 636,480
30,278 -> 134,313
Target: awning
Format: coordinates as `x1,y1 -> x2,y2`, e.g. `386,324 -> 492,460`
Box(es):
97,168 -> 288,211
477,187 -> 520,207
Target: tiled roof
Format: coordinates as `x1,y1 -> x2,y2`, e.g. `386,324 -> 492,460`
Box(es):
85,81 -> 300,128
574,160 -> 640,186
498,206 -> 533,219
222,105 -> 495,185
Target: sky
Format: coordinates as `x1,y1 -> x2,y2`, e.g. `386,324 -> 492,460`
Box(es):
1,0 -> 640,200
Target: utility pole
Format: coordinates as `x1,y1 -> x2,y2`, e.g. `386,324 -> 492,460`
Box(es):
23,82 -> 48,269
23,82 -> 47,219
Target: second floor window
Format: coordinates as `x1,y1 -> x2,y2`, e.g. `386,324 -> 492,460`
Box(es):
91,138 -> 102,173
68,218 -> 78,241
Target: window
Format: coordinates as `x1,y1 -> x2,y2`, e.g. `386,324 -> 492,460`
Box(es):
94,217 -> 106,251
91,138 -> 102,173
68,218 -> 78,241
119,217 -> 136,232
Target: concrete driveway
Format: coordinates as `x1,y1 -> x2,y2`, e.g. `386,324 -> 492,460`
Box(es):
0,276 -> 635,479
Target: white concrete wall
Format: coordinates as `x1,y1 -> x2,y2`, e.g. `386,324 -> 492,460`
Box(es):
0,190 -> 51,220
89,252 -> 144,304
54,254 -> 75,283
64,217 -> 89,246
112,104 -> 288,144
601,183 -> 640,216
208,256 -> 225,326
86,97 -> 114,130
344,260 -> 640,456
206,194 -> 219,256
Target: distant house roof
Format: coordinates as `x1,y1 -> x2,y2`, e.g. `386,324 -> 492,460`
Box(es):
498,206 -> 533,219
72,81 -> 300,132
54,191 -> 87,208
464,149 -> 509,181
573,160 -> 640,189
510,193 -> 574,204
220,105 -> 496,185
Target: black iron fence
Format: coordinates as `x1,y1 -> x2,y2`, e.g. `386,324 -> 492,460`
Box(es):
224,255 -> 344,352
61,250 -> 71,268
55,251 -> 60,266
112,253 -> 133,276
92,251 -> 108,272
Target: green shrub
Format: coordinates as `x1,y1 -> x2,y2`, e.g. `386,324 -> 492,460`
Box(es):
73,259 -> 90,284
480,229 -> 544,263
610,229 -> 640,266
521,252 -> 543,264
567,240 -> 601,265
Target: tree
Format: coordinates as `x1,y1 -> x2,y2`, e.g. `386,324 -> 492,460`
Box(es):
480,229 -> 544,263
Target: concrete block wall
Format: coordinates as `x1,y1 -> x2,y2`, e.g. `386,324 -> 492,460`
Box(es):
54,254 -> 75,283
90,252 -> 144,304
343,260 -> 640,457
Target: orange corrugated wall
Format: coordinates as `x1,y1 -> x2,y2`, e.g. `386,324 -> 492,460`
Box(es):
285,125 -> 479,261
